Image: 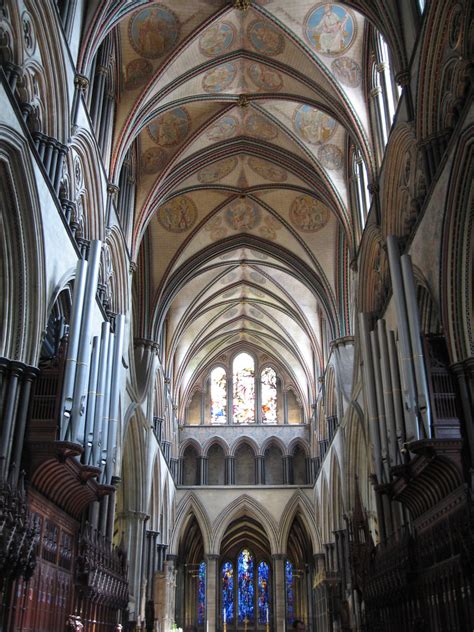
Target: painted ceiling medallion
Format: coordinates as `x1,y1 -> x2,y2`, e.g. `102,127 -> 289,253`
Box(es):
247,20 -> 285,57
206,115 -> 240,141
199,21 -> 236,57
202,62 -> 237,93
148,107 -> 190,147
198,157 -> 238,183
124,58 -> 154,91
225,199 -> 261,230
158,195 -> 197,233
244,113 -> 278,140
247,63 -> 283,92
317,143 -> 343,170
331,56 -> 362,87
141,147 -> 168,174
304,3 -> 356,57
248,157 -> 287,182
293,105 -> 337,145
128,5 -> 180,59
290,195 -> 330,232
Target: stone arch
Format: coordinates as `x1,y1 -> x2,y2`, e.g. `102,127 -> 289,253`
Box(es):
279,491 -> 322,554
148,454 -> 162,532
119,410 -> 147,513
380,123 -> 424,242
202,436 -> 230,458
260,435 -> 287,457
68,129 -> 105,240
441,125 -> 474,363
24,0 -> 70,142
329,452 -> 345,533
179,437 -> 202,458
229,435 -> 259,458
358,225 -> 390,316
0,128 -> 46,366
211,494 -> 279,556
169,492 -> 212,556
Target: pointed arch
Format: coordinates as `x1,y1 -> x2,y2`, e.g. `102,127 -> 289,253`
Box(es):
211,494 -> 279,556
278,491 -> 322,554
170,491 -> 212,556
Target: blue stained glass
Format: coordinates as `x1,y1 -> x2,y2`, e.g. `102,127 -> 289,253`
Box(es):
285,560 -> 294,625
222,561 -> 234,624
198,561 -> 206,625
238,549 -> 254,623
257,561 -> 270,624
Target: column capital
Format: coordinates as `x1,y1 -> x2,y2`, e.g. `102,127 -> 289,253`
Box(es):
271,553 -> 286,561
206,553 -> 220,561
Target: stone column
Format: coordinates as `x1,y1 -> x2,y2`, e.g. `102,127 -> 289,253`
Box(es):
256,377 -> 262,424
227,378 -> 233,424
118,510 -> 149,624
10,366 -> 39,486
206,554 -> 219,632
255,455 -> 265,484
0,362 -> 23,481
283,455 -> 293,485
156,555 -> 177,632
272,554 -> 286,632
283,390 -> 289,425
225,456 -> 235,485
198,456 -> 208,485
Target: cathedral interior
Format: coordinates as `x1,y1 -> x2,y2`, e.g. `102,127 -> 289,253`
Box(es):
0,0 -> 473,630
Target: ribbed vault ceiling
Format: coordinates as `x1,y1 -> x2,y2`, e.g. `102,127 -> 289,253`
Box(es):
94,0 -> 380,412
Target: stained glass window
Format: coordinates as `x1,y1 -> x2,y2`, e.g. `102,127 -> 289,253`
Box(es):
257,561 -> 270,624
285,559 -> 294,625
198,561 -> 206,625
238,549 -> 254,623
261,367 -> 277,424
222,561 -> 234,624
233,353 -> 255,424
211,366 -> 227,424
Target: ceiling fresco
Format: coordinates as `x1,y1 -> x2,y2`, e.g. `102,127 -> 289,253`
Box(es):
97,0 -> 380,414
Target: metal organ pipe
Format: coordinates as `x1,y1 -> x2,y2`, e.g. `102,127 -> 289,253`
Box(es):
370,330 -> 390,481
387,330 -> 407,454
358,313 -> 383,483
60,257 -> 88,440
92,322 -> 111,467
84,335 -> 100,464
105,314 -> 125,483
70,240 -> 102,444
400,254 -> 433,438
386,235 -> 420,442
100,328 -> 115,476
377,320 -> 398,466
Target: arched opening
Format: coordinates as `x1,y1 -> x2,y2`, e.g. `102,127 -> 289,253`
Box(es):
235,443 -> 256,485
219,516 -> 272,630
211,366 -> 227,424
261,366 -> 277,424
264,445 -> 283,485
176,514 -> 206,630
285,515 -> 313,628
292,446 -> 307,486
208,443 -> 225,485
183,445 -> 199,486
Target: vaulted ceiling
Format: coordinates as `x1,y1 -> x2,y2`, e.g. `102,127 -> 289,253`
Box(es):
89,0 -> 383,412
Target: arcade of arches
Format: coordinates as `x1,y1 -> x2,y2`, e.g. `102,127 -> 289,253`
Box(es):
0,1 -> 473,631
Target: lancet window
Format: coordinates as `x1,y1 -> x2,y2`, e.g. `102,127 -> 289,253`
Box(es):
210,366 -> 227,424
261,367 -> 277,424
233,352 -> 255,424
221,550 -> 271,627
